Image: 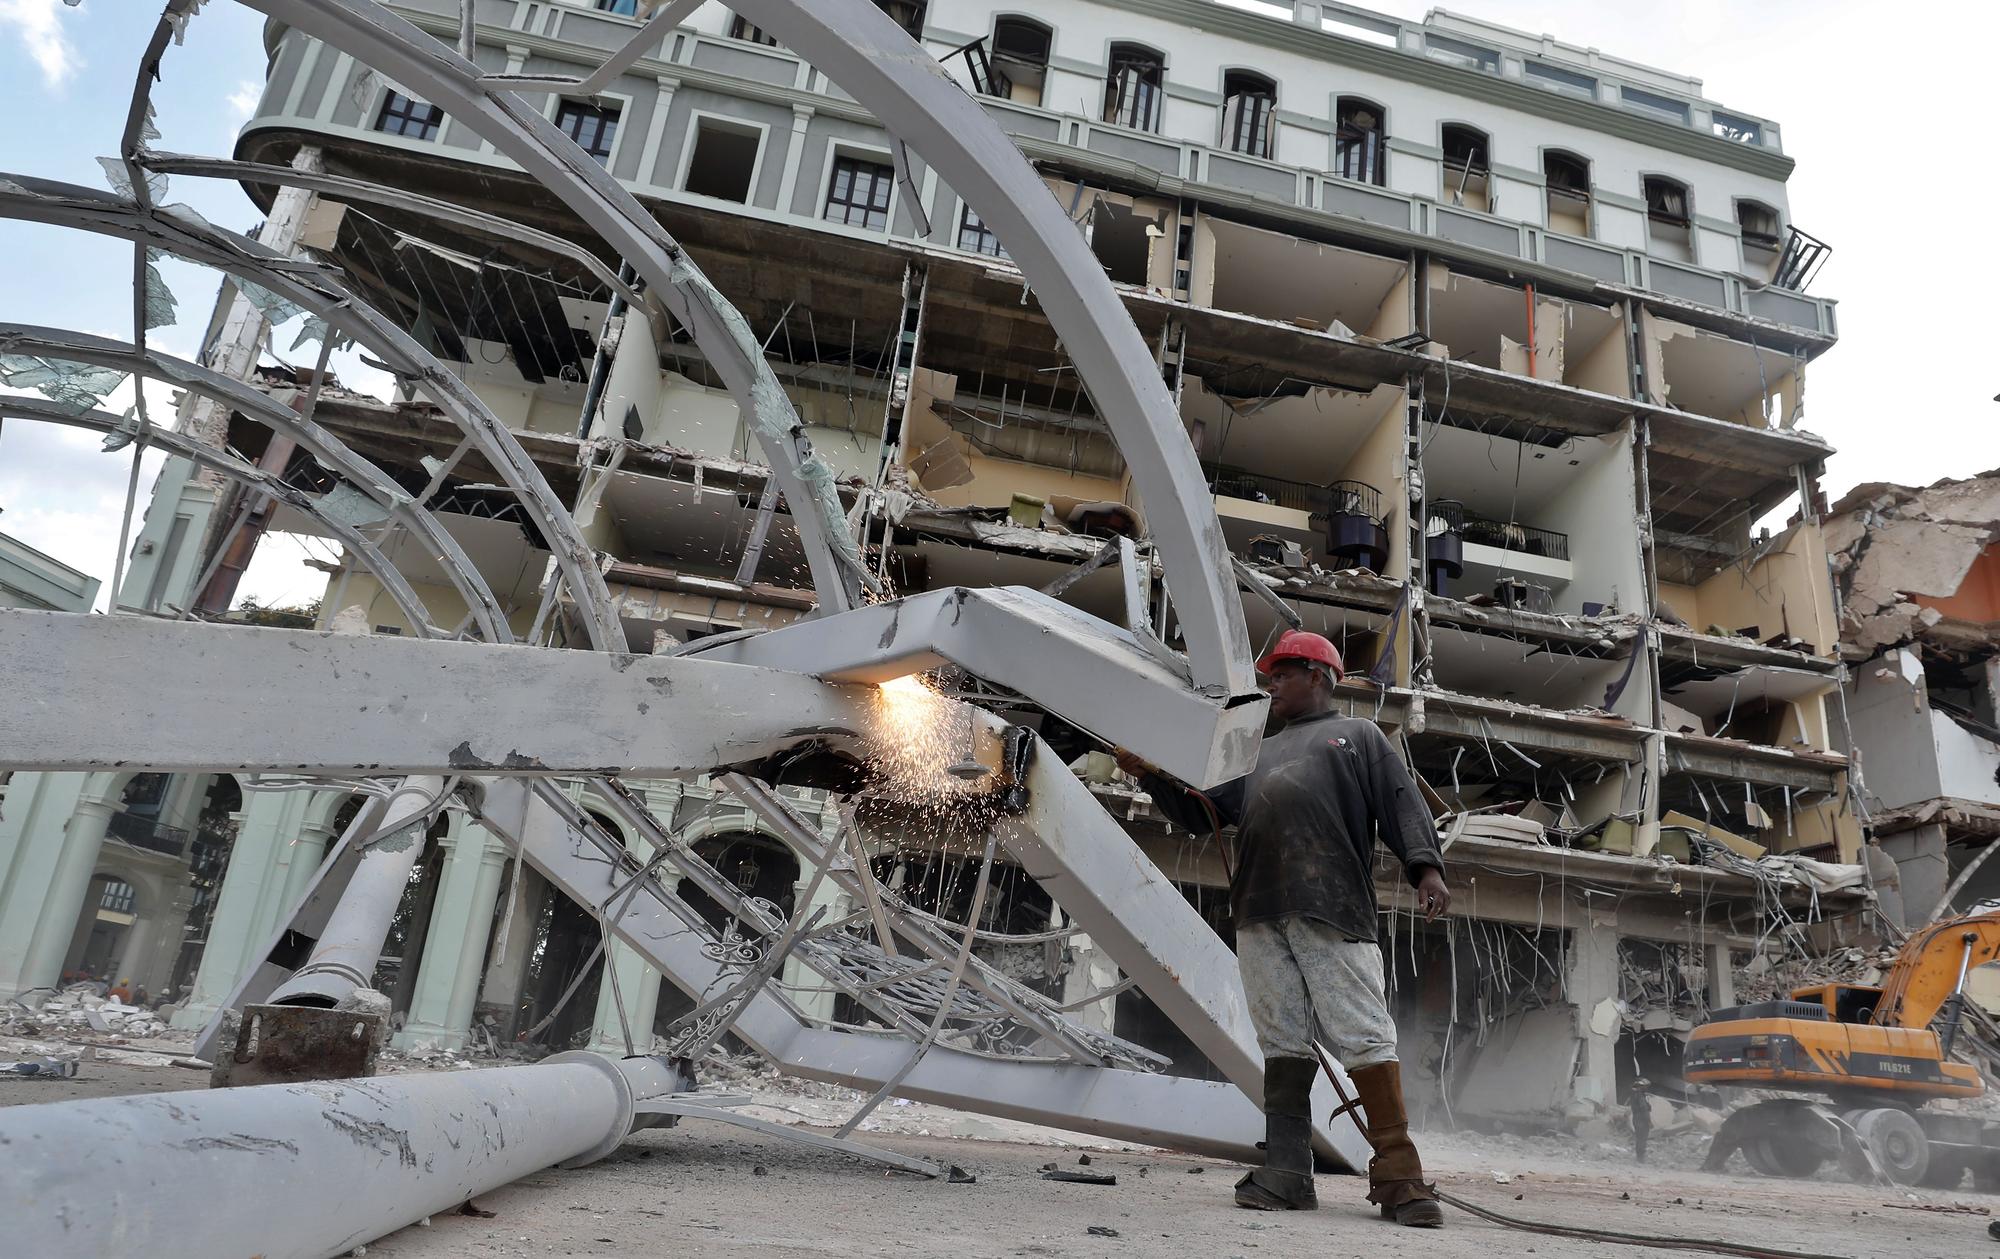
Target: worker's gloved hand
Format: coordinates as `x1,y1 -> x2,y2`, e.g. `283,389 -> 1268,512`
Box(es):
1415,867 -> 1450,921
1112,748 -> 1156,779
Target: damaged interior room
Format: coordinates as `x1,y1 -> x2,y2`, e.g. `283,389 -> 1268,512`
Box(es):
1,1 -> 1995,1256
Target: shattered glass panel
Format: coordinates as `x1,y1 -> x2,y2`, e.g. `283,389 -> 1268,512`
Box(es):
0,355 -> 129,416
237,279 -> 305,327
97,156 -> 168,202
143,250 -> 178,330
291,316 -> 356,354
318,482 -> 392,528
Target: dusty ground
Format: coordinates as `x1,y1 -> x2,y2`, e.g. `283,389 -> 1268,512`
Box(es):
6,1037 -> 1998,1258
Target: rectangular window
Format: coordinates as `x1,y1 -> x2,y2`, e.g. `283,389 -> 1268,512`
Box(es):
594,0 -> 638,14
958,205 -> 1006,258
1523,60 -> 1595,99
1712,112 -> 1763,145
1621,85 -> 1691,125
824,155 -> 894,230
683,119 -> 761,203
375,91 -> 443,141
556,100 -> 620,165
1425,35 -> 1497,73
99,880 -> 136,914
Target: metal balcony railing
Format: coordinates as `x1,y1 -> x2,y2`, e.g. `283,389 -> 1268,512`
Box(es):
1460,514 -> 1569,562
106,811 -> 191,858
1203,464 -> 1334,515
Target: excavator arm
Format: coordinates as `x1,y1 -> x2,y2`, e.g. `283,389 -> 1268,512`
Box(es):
1873,912 -> 2000,1031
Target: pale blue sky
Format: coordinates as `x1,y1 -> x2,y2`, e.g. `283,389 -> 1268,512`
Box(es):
3,0 -> 1996,609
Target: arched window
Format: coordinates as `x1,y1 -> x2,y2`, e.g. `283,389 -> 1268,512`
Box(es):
1220,70 -> 1277,159
1334,97 -> 1385,186
989,16 -> 1051,106
1736,199 -> 1782,250
1441,123 -> 1489,209
1643,175 -> 1690,227
1103,44 -> 1164,132
1642,174 -> 1693,262
874,0 -> 925,38
1544,149 -> 1590,236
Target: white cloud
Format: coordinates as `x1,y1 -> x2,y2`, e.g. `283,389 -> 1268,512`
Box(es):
226,79 -> 260,119
0,0 -> 82,90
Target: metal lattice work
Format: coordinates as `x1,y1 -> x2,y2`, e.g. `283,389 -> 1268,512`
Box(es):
0,3 -> 1377,1254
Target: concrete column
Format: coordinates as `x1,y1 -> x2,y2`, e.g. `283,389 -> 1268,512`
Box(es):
1882,823 -> 1950,927
14,787 -> 120,1001
395,816 -> 510,1051
140,886 -> 198,998
274,809 -> 340,927
1564,917 -> 1621,1119
783,807 -> 848,1025
586,939 -> 663,1056
113,914 -> 157,990
169,793 -> 302,1030
0,772 -> 91,1000
587,809 -> 663,1055
1705,941 -> 1735,1012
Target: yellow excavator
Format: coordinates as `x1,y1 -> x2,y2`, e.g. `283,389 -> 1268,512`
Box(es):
1685,911 -> 2000,1186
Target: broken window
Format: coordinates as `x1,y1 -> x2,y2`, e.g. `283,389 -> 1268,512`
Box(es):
1642,174 -> 1695,261
375,91 -> 442,141
989,17 -> 1050,106
824,155 -> 894,230
727,13 -> 777,45
1712,111 -> 1763,145
683,118 -> 761,203
873,0 -> 925,38
1334,97 -> 1386,186
1220,70 -> 1277,159
1544,149 -> 1591,236
1441,123 -> 1489,210
555,99 -> 619,165
1087,199 -> 1155,284
1103,44 -> 1164,133
1736,199 -> 1783,251
958,205 -> 1007,258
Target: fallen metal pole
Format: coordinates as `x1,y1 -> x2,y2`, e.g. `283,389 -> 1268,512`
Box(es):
0,1052 -> 683,1259
267,776 -> 448,1007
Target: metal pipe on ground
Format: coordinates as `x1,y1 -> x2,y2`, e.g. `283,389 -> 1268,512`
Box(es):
0,1052 -> 688,1259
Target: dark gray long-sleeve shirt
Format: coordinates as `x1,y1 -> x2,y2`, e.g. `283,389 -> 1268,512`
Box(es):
1141,710 -> 1444,942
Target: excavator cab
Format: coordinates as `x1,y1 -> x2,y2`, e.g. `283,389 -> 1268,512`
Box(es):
1788,982 -> 1884,1025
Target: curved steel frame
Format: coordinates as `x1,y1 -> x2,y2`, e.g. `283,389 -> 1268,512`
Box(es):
236,0 -> 1255,697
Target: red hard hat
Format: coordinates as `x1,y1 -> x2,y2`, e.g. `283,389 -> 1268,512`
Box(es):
1257,629 -> 1344,679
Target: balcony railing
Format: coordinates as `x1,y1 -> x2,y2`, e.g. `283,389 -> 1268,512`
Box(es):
1203,464 -> 1334,515
106,811 -> 191,858
1460,513 -> 1569,562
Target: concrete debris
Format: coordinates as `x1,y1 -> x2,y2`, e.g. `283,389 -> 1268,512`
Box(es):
0,985 -> 170,1040
1,1056 -> 79,1078
1825,468 -> 2000,655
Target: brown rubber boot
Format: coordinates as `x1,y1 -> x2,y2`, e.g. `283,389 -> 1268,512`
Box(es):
1234,1057 -> 1319,1210
1349,1060 -> 1444,1228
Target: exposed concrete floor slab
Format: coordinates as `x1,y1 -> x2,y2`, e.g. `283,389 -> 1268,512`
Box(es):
6,1056 -> 1999,1257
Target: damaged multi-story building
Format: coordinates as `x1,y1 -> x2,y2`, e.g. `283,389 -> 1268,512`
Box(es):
0,0 -> 1872,1125
1829,471 -> 2000,939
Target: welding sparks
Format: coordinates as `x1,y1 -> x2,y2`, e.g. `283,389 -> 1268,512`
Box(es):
869,675 -> 995,813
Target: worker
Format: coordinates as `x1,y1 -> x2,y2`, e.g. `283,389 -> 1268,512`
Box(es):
1115,629 -> 1450,1228
108,979 -> 132,1004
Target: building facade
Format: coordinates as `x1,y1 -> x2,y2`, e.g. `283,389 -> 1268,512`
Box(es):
0,0 -> 1869,1123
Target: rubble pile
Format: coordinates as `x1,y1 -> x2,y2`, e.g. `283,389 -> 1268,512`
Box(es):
1,984 -> 170,1041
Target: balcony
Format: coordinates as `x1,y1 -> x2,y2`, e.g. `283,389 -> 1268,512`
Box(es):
106,811 -> 190,858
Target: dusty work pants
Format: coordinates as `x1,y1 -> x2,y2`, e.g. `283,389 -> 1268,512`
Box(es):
1236,914 -> 1398,1070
